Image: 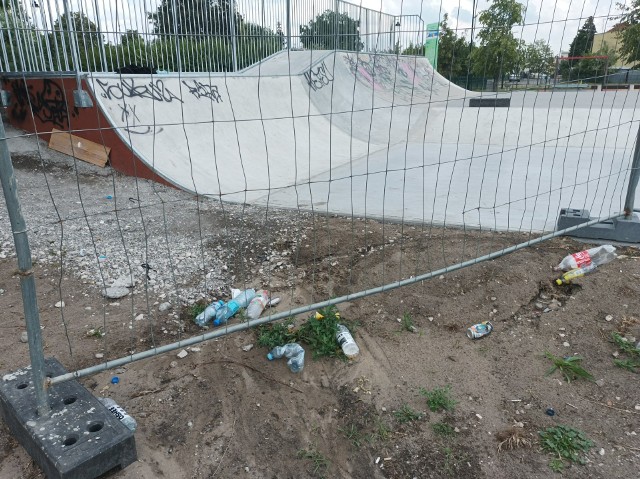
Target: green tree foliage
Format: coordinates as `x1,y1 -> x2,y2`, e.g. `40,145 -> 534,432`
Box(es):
617,1 -> 640,66
149,0 -> 240,38
471,0 -> 525,90
299,10 -> 363,51
437,13 -> 472,80
524,39 -> 554,76
1,0 -> 47,71
568,16 -> 596,57
402,42 -> 424,55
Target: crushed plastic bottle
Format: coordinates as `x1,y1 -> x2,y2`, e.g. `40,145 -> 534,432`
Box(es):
194,300 -> 225,327
555,245 -> 616,271
267,343 -> 305,372
213,289 -> 256,326
555,263 -> 597,285
98,397 -> 137,431
336,324 -> 359,357
246,290 -> 270,320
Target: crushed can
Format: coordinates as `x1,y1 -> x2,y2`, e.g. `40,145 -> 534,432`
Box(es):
466,321 -> 493,339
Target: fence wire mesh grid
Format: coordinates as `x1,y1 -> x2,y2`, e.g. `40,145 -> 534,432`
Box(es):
0,0 -> 639,477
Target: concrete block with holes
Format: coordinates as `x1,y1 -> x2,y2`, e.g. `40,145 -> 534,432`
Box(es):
0,358 -> 136,479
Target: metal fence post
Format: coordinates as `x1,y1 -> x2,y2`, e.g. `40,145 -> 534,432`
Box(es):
0,116 -> 50,417
624,123 -> 640,218
230,0 -> 238,71
62,0 -> 92,107
286,0 -> 291,51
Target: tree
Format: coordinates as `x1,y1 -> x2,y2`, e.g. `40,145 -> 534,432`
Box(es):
616,1 -> 640,66
299,10 -> 363,51
524,39 -> 554,77
568,16 -> 596,58
402,42 -> 424,55
149,0 -> 242,38
471,0 -> 525,90
121,30 -> 144,47
437,13 -> 472,80
52,12 -> 103,50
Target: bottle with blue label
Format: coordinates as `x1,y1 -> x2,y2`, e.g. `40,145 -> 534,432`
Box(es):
194,300 -> 225,327
213,289 -> 256,326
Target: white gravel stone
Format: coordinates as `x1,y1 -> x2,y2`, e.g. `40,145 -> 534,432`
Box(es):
20,331 -> 28,343
102,287 -> 130,299
177,349 -> 188,359
158,302 -> 172,312
54,301 -> 65,308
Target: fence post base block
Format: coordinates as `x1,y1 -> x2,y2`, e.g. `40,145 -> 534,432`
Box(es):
0,358 -> 136,479
557,208 -> 640,243
73,89 -> 94,108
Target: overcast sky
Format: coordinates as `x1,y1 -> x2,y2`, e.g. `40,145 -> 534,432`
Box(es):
27,0 -> 625,54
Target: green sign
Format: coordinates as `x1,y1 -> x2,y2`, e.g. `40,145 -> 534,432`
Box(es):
425,22 -> 440,69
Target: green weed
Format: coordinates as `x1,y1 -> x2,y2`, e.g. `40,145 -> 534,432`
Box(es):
420,385 -> 457,412
544,352 -> 594,383
401,312 -> 415,332
297,306 -> 353,359
297,446 -> 329,477
432,422 -> 455,437
393,404 -> 423,423
338,423 -> 364,448
613,358 -> 640,372
256,319 -> 296,350
611,332 -> 640,357
373,416 -> 392,441
188,302 -> 206,319
538,425 -> 593,471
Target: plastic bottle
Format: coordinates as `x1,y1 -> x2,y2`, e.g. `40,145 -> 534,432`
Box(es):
336,324 -> 359,357
98,397 -> 137,431
194,300 -> 225,327
267,343 -> 305,372
213,289 -> 256,326
246,290 -> 270,320
555,263 -> 598,285
555,245 -> 616,271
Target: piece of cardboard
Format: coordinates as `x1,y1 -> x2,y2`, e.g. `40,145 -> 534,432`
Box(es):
49,128 -> 110,167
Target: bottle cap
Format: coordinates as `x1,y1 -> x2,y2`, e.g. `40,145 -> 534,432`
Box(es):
213,319 -> 221,326
267,353 -> 274,361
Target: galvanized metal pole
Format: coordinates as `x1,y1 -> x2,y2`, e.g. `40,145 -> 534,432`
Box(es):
230,0 -> 238,71
62,0 -> 83,89
286,0 -> 291,51
0,117 -> 50,416
170,0 -> 182,72
624,123 -> 640,218
93,0 -> 108,72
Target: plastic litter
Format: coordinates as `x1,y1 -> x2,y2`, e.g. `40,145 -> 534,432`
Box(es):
555,245 -> 616,271
267,343 -> 305,373
213,289 -> 256,326
336,324 -> 359,357
246,290 -> 270,320
194,300 -> 225,327
555,263 -> 597,285
98,397 -> 137,431
466,321 -> 493,339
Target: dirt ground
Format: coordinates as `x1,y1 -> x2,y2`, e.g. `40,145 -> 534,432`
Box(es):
0,126 -> 639,478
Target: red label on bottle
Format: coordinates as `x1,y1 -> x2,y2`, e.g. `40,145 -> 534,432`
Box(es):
571,250 -> 591,268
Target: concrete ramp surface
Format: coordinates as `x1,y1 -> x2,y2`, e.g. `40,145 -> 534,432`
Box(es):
88,51 -> 640,231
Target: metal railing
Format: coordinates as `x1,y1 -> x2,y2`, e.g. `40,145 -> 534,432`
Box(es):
0,0 -> 425,74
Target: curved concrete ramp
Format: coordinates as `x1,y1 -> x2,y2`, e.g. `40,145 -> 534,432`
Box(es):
88,51 -> 640,231
87,51 -> 471,201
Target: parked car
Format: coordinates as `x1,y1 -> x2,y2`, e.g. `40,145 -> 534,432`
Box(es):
508,73 -> 520,82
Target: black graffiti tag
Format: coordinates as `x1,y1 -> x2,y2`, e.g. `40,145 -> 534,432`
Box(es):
96,78 -> 183,103
119,103 -> 163,135
4,78 -> 77,129
304,61 -> 334,92
181,80 -> 223,103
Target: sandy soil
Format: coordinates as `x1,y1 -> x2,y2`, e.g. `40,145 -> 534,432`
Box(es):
0,127 -> 639,479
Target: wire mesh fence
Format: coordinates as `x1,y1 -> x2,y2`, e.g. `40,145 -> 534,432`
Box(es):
0,0 -> 639,398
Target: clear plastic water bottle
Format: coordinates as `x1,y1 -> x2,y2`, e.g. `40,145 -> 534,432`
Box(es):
246,290 -> 269,320
98,397 -> 137,431
213,289 -> 256,326
555,245 -> 616,271
336,324 -> 359,357
267,343 -> 305,372
194,300 -> 225,327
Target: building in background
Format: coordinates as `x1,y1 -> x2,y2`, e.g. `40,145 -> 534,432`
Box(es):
592,24 -> 633,69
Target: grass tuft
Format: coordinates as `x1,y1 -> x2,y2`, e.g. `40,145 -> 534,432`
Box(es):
544,352 -> 594,383
496,427 -> 532,451
432,422 -> 456,437
420,385 -> 457,412
297,446 -> 330,477
393,404 -> 423,423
